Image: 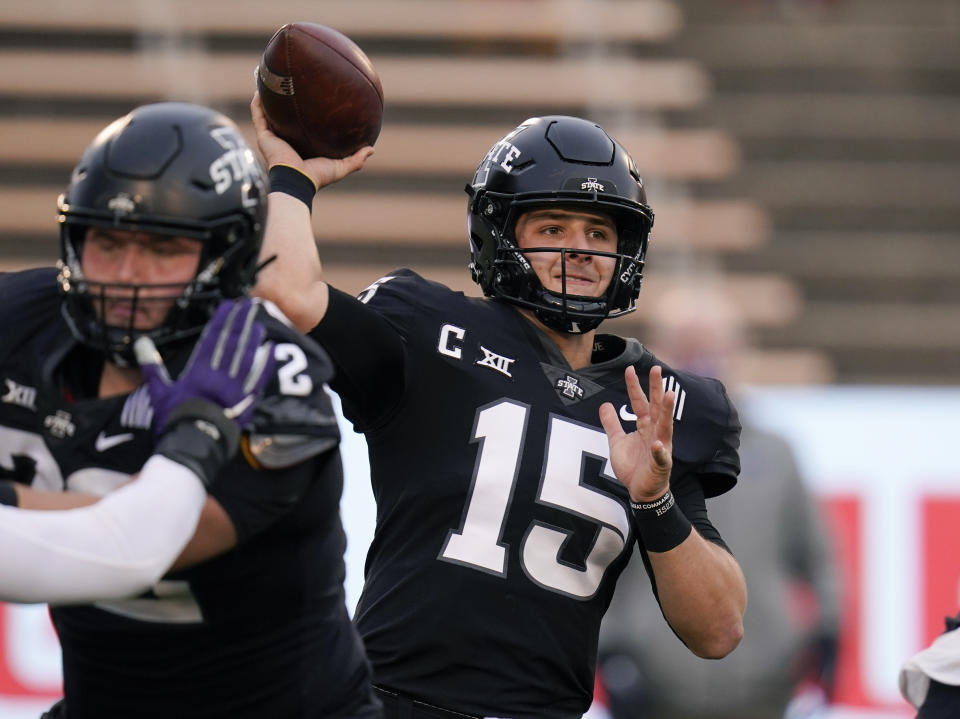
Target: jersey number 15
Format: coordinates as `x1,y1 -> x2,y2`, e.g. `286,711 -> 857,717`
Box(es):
439,399 -> 632,600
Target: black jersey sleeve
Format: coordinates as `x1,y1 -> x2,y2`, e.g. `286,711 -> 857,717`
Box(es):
698,380 -> 741,491
666,370 -> 742,498
673,470 -> 730,552
309,283 -> 407,431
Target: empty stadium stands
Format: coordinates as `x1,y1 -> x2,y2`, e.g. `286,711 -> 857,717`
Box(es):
3,0 -> 954,384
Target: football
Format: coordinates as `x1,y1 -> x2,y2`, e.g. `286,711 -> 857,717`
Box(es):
256,22 -> 383,159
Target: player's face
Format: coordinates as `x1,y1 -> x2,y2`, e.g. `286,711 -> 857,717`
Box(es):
515,208 -> 619,298
80,228 -> 202,330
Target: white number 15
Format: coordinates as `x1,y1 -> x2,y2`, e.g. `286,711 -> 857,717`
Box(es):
439,399 -> 632,599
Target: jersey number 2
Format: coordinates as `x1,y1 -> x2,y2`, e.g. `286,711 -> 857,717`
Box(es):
439,399 -> 632,599
274,343 -> 312,396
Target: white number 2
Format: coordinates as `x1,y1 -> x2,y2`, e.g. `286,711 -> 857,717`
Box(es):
439,400 -> 632,599
274,343 -> 312,396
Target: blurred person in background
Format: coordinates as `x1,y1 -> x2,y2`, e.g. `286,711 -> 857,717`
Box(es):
597,282 -> 841,719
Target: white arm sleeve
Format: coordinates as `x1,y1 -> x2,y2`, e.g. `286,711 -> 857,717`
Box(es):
0,455 -> 206,604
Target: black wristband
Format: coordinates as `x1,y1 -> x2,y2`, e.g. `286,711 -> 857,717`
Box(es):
630,490 -> 692,553
0,480 -> 18,507
630,490 -> 675,514
155,399 -> 240,487
268,164 -> 317,209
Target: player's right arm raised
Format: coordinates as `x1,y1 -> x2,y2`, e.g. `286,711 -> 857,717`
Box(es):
251,93 -> 373,332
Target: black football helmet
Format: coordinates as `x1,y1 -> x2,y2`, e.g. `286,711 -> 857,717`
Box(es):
57,102 -> 268,364
466,115 -> 654,333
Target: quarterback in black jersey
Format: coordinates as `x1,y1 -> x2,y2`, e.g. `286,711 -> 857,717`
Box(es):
0,104 -> 380,719
253,99 -> 747,719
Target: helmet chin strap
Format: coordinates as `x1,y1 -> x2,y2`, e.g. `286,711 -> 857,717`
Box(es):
529,246 -> 613,333
534,292 -> 607,334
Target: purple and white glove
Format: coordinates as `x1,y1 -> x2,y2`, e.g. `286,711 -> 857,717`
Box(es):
134,299 -> 275,486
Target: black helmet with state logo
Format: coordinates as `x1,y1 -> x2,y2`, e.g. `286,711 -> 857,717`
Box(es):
465,115 -> 654,333
57,102 -> 268,363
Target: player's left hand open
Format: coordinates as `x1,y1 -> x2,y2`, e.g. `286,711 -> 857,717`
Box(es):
598,365 -> 676,502
135,298 -> 275,485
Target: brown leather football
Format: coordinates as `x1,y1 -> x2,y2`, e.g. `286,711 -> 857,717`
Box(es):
256,22 -> 383,159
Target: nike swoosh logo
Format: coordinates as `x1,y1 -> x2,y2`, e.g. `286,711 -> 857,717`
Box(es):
95,430 -> 135,452
619,405 -> 638,422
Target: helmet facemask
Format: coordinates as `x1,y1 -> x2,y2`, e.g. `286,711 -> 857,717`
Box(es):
58,220 -> 255,366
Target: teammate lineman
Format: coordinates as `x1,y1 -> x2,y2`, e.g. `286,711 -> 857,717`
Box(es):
253,95 -> 747,719
0,102 -> 380,719
0,298 -> 273,604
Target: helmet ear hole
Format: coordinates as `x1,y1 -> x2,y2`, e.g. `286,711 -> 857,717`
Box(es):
483,198 -> 501,220
464,115 -> 654,333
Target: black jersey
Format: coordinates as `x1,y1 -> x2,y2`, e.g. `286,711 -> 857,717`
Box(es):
0,268 -> 378,719
313,269 -> 740,719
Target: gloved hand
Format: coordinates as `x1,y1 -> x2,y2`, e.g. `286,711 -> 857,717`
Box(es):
135,298 -> 275,486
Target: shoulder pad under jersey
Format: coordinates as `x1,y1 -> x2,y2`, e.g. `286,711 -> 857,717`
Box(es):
641,352 -> 741,497
356,268 -> 461,329
0,268 -> 63,366
248,302 -> 341,469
